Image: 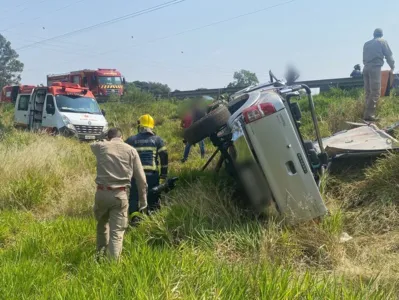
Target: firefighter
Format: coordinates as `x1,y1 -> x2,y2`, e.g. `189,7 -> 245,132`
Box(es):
91,128 -> 147,260
125,114 -> 168,224
363,28 -> 395,121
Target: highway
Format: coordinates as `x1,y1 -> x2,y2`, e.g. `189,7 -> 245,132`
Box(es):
161,74 -> 399,98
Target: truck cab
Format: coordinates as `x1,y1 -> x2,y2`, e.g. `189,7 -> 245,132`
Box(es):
47,69 -> 125,103
1,85 -> 36,103
14,82 -> 108,141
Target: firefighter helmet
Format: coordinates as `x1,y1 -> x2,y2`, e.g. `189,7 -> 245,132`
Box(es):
138,114 -> 155,129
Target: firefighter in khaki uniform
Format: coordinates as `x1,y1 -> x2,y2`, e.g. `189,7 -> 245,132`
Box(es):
125,114 -> 168,224
91,128 -> 147,260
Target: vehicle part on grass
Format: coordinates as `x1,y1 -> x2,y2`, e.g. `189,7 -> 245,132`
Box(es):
382,121 -> 399,136
151,177 -> 179,195
339,232 -> 353,243
183,105 -> 231,145
314,124 -> 399,158
201,148 -> 220,171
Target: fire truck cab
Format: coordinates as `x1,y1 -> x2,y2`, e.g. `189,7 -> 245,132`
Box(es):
14,82 -> 108,141
47,69 -> 125,102
1,85 -> 36,103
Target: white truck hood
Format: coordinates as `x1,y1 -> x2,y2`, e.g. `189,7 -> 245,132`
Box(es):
61,112 -> 107,126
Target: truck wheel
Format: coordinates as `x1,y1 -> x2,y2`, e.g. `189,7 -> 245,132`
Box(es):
183,105 -> 231,145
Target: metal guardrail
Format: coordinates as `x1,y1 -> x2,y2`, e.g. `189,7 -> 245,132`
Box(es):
162,75 -> 399,98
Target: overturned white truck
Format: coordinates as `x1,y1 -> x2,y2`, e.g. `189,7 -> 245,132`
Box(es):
184,71 -> 399,225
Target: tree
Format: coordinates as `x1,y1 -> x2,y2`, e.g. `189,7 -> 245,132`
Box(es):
132,81 -> 171,96
227,69 -> 259,88
0,34 -> 24,89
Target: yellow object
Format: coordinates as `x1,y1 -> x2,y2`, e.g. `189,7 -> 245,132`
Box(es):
138,114 -> 155,129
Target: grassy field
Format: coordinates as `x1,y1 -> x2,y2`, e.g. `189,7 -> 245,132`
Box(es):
1,89 -> 399,299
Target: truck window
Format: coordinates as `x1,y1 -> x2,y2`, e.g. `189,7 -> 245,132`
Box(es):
98,76 -> 122,85
17,95 -> 30,111
46,95 -> 55,114
72,75 -> 80,84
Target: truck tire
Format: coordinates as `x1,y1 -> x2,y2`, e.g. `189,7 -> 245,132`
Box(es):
183,105 -> 231,145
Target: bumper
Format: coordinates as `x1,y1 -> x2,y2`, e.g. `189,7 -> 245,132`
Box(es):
96,96 -> 109,103
59,126 -> 105,141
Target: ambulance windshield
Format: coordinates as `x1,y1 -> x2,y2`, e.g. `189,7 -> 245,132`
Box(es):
55,95 -> 102,114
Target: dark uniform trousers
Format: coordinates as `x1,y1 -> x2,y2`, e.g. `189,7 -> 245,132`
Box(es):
129,172 -> 160,215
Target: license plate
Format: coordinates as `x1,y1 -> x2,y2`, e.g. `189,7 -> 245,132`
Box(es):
85,135 -> 96,140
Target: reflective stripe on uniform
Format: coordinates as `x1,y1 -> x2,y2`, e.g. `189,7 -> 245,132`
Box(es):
134,146 -> 157,170
158,146 -> 167,152
134,146 -> 157,151
143,165 -> 157,171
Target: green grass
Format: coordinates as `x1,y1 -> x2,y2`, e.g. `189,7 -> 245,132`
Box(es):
1,89 -> 399,299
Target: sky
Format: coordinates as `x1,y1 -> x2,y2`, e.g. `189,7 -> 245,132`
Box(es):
1,0 -> 398,90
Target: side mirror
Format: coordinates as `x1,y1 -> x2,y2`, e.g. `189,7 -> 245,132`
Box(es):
48,107 -> 55,115
92,76 -> 97,82
101,109 -> 106,116
122,77 -> 126,85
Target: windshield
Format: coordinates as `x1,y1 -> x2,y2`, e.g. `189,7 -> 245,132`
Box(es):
98,76 -> 122,85
55,95 -> 102,114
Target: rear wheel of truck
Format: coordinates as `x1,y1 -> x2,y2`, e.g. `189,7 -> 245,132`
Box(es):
183,105 -> 231,145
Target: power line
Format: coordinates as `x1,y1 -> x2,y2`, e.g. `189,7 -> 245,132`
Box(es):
1,0 -> 89,33
1,0 -> 31,14
19,0 -> 297,81
1,0 -> 52,20
13,0 -> 295,59
15,0 -> 186,51
100,0 -> 297,55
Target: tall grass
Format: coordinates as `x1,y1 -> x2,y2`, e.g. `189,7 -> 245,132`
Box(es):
1,91 -> 399,298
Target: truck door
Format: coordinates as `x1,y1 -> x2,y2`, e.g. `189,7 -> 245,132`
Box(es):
14,94 -> 30,128
42,94 -> 56,131
11,86 -> 20,103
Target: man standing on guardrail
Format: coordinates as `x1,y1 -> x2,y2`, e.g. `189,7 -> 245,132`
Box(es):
350,64 -> 362,78
363,28 -> 395,122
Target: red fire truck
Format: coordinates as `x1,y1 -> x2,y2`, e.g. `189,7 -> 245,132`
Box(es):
47,69 -> 125,102
1,85 -> 37,103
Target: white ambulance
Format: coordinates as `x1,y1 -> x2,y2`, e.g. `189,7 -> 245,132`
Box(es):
14,82 -> 108,141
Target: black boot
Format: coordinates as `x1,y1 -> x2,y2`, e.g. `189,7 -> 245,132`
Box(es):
129,215 -> 142,227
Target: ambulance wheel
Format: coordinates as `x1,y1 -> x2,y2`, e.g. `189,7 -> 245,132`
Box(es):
51,128 -> 59,136
183,105 -> 231,145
